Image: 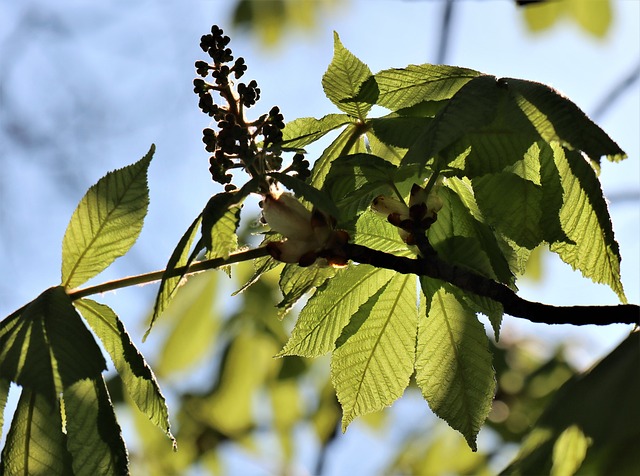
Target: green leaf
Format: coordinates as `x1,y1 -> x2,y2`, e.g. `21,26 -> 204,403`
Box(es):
1,388 -> 73,475
270,172 -> 341,219
551,425 -> 591,476
150,213 -> 203,334
281,114 -> 354,149
373,64 -> 482,111
0,287 -> 106,402
310,122 -> 368,189
416,281 -> 495,451
0,378 -> 10,444
75,299 -> 174,445
332,273 -> 418,430
353,210 -> 411,255
549,144 -> 625,302
506,78 -> 625,165
430,182 -> 514,285
277,264 -> 337,317
369,116 -> 433,150
62,378 -> 129,475
472,172 -> 543,250
155,273 -> 220,377
322,32 -> 376,119
278,264 -> 394,357
402,75 -> 502,169
205,205 -> 241,262
323,154 -> 397,221
62,145 -> 153,289
501,332 -> 639,475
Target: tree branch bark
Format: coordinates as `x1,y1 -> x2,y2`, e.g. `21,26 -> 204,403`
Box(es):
342,243 -> 639,326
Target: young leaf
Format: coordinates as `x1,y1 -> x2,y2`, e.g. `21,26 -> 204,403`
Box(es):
549,144 -> 626,302
277,264 -> 337,317
0,378 -> 10,442
205,205 -> 241,262
1,388 -> 73,475
62,145 -> 153,289
322,32 -> 376,120
331,273 -> 418,430
323,154 -> 397,220
0,287 -> 106,402
278,265 -> 395,358
155,273 -> 220,377
416,281 -> 495,451
281,114 -> 354,149
270,172 -> 341,219
373,64 -> 482,111
62,377 -> 129,475
75,299 -> 175,445
506,77 -> 626,165
472,172 -> 544,250
151,213 -> 203,331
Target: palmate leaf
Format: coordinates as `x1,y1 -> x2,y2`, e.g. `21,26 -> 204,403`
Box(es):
416,281 -> 495,451
62,145 -> 153,289
62,377 -> 128,475
549,144 -> 625,302
270,172 -> 341,219
277,264 -> 337,317
278,265 -> 395,358
204,205 -> 241,265
331,273 -> 418,430
373,64 -> 482,111
1,388 -> 73,475
75,299 -> 175,445
0,287 -> 106,402
281,114 -> 354,149
322,32 -> 376,120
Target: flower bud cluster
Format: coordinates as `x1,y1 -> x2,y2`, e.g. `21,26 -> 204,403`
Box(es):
262,192 -> 349,267
371,181 -> 443,245
194,25 -> 306,187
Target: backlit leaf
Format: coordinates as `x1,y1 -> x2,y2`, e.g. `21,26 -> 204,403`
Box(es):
416,281 -> 495,451
150,213 -> 203,334
549,144 -> 625,302
270,172 -> 341,219
62,377 -> 129,475
551,425 -> 591,476
62,145 -> 153,289
205,205 -> 241,263
278,264 -> 394,357
281,114 -> 354,149
277,264 -> 337,316
322,32 -> 376,119
0,287 -> 106,402
332,273 -> 418,430
75,299 -> 174,444
1,388 -> 73,475
0,378 -> 8,441
374,64 -> 481,111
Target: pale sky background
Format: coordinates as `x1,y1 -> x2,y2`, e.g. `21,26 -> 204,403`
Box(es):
1,1 -> 638,474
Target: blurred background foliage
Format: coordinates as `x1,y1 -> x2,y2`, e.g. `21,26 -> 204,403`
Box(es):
1,0 -> 638,474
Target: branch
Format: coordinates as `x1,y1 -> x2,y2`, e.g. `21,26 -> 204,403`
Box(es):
67,247 -> 270,300
342,243 -> 639,326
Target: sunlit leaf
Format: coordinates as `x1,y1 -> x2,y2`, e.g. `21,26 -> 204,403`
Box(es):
374,64 -> 481,111
279,265 -> 394,357
205,205 -> 241,263
416,282 -> 495,451
0,287 -> 106,402
150,213 -> 203,334
75,299 -> 174,444
0,388 -> 73,475
502,332 -> 639,475
551,425 -> 591,476
281,114 -> 354,149
277,264 -> 337,316
63,377 -> 129,475
270,172 -> 341,219
568,0 -> 611,38
549,144 -> 625,302
322,32 -> 376,119
62,145 -> 153,289
155,273 -> 220,377
332,273 -> 417,430
0,378 -> 8,441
